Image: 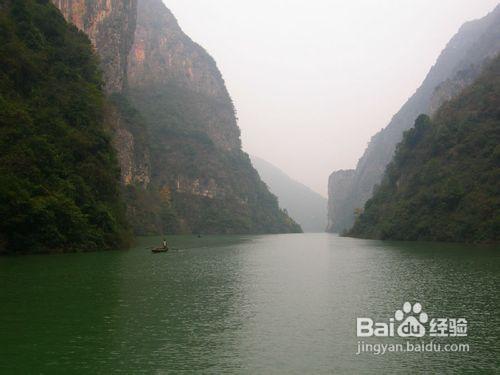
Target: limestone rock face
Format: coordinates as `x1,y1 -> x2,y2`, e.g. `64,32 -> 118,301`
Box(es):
128,0 -> 240,151
429,64 -> 483,115
327,4 -> 500,233
174,177 -> 218,199
105,102 -> 150,187
52,0 -> 137,93
128,1 -> 227,100
326,170 -> 355,233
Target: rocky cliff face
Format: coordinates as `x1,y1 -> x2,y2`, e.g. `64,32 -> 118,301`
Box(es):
52,0 -> 137,93
124,0 -> 300,234
51,0 -> 300,234
128,0 -> 240,152
52,0 -> 150,188
105,97 -> 150,186
429,63 -> 483,114
128,1 -> 229,100
327,4 -> 500,233
326,170 -> 355,233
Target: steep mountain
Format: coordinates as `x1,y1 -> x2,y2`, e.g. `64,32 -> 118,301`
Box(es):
0,0 -> 129,253
327,5 -> 500,233
348,54 -> 500,243
251,156 -> 327,232
49,0 -> 300,235
52,0 -> 137,93
124,0 -> 301,234
327,169 -> 355,232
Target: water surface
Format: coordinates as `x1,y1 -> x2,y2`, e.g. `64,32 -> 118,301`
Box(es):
0,234 -> 498,373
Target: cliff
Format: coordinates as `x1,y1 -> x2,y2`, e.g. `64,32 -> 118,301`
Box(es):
48,0 -> 300,234
128,0 -> 240,151
327,4 -> 500,233
326,170 -> 355,233
124,0 -> 301,234
348,54 -> 500,243
0,0 -> 129,253
251,156 -> 327,232
52,0 -> 150,190
49,0 -> 299,235
52,0 -> 137,93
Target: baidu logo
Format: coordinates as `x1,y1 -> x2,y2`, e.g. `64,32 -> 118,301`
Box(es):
356,302 -> 467,338
395,302 -> 428,337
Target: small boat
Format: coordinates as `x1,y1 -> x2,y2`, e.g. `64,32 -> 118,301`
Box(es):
151,246 -> 169,253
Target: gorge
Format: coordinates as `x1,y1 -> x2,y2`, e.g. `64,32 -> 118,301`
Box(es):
1,0 -> 499,254
1,2 -> 499,372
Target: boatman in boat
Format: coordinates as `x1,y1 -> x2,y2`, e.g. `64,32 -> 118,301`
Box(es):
163,238 -> 168,249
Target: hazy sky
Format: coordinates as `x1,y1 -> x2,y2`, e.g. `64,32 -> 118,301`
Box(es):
164,0 -> 498,196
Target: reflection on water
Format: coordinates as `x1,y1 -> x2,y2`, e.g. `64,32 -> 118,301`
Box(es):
0,234 -> 498,373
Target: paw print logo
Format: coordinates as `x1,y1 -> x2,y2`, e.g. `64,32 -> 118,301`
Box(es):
395,302 -> 428,337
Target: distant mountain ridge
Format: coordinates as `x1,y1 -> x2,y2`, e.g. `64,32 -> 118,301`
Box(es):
251,156 -> 327,232
327,4 -> 500,233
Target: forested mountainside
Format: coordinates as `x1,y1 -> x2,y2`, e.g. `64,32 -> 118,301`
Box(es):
348,54 -> 500,243
0,0 -> 129,253
251,156 -> 327,232
327,4 -> 500,234
124,0 -> 301,234
50,0 -> 300,236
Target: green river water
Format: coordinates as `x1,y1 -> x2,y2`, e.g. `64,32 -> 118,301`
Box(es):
0,233 -> 499,373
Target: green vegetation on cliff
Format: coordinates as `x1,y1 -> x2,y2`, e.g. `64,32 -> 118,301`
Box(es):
348,55 -> 500,243
128,84 -> 301,235
0,0 -> 129,253
328,5 -> 500,234
124,0 -> 302,235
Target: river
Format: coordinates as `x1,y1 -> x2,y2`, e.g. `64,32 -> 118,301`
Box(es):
0,233 -> 498,373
